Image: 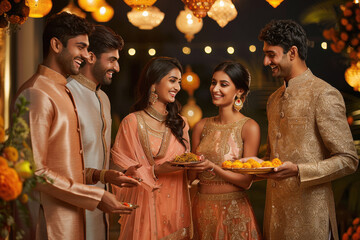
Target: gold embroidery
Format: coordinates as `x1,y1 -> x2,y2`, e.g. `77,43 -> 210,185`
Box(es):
160,227 -> 189,240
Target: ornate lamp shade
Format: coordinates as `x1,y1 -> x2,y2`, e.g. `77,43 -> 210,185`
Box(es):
181,66 -> 200,96
181,97 -> 203,128
207,0 -> 237,28
176,7 -> 203,42
78,0 -> 103,12
123,0 -> 157,10
182,0 -> 216,18
60,0 -> 86,18
345,62 -> 360,92
91,2 -> 114,22
266,0 -> 284,8
127,6 -> 164,30
28,0 -> 52,18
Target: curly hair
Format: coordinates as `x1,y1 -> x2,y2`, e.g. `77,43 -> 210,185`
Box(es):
43,12 -> 93,58
88,25 -> 124,58
258,19 -> 308,60
131,57 -> 187,149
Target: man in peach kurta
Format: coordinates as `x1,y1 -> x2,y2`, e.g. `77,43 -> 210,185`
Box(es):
15,13 -> 133,240
258,20 -> 359,240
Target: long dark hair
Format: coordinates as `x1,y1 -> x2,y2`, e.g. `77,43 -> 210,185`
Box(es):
131,57 -> 187,148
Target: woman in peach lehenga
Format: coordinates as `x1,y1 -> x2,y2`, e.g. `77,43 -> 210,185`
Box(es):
190,61 -> 262,240
111,57 -> 192,240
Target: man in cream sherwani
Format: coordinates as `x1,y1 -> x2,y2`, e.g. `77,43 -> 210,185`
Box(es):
258,19 -> 359,240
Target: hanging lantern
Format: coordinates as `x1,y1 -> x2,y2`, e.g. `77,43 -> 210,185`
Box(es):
123,0 -> 157,10
345,62 -> 360,92
207,0 -> 237,28
91,2 -> 114,22
182,0 -> 216,18
60,0 -> 86,18
181,66 -> 200,96
28,0 -> 53,18
176,7 -> 203,42
127,6 -> 164,30
266,0 -> 284,8
181,97 -> 203,128
78,0 -> 103,12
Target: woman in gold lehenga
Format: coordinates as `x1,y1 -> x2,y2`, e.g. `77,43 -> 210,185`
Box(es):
190,61 -> 262,240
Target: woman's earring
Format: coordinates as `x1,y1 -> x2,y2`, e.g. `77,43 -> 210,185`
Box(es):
233,94 -> 243,111
149,87 -> 158,105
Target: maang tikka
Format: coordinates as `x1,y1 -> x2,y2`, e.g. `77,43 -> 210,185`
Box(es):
149,86 -> 158,105
233,94 -> 243,111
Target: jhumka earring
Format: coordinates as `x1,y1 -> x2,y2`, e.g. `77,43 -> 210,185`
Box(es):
149,87 -> 158,105
233,94 -> 243,111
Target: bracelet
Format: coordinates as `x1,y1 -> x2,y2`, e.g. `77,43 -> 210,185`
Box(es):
86,168 -> 97,184
100,169 -> 107,184
209,164 -> 215,172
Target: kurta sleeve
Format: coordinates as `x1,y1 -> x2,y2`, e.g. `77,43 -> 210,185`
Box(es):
20,88 -> 104,211
298,87 -> 359,187
111,114 -> 159,192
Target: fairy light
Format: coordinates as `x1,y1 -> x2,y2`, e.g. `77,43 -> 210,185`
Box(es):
227,46 -> 235,54
128,48 -> 136,56
249,45 -> 256,52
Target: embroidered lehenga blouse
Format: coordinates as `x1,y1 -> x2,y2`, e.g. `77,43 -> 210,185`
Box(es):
193,117 -> 261,240
111,112 -> 192,240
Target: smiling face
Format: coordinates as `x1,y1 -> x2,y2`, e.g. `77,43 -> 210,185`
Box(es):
263,42 -> 292,81
154,68 -> 182,104
210,70 -> 241,108
57,34 -> 89,76
92,49 -> 120,85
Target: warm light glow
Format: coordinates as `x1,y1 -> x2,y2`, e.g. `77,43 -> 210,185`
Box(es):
148,48 -> 156,56
127,6 -> 164,30
266,0 -> 284,8
128,48 -> 136,56
176,7 -> 203,42
123,0 -> 157,10
91,2 -> 114,22
354,0 -> 359,4
227,46 -> 235,54
182,0 -> 216,18
60,0 -> 86,18
182,47 -> 191,55
204,46 -> 212,54
344,62 -> 360,92
78,0 -> 103,12
249,45 -> 256,52
321,42 -> 328,49
186,75 -> 193,82
207,0 -> 238,28
187,110 -> 194,117
181,98 -> 203,128
28,0 -> 53,18
181,65 -> 200,96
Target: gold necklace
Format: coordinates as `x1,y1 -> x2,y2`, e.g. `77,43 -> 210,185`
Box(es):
144,105 -> 167,122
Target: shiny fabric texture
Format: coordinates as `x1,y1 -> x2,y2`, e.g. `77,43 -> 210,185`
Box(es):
193,117 -> 262,240
111,112 -> 192,240
16,65 -> 105,240
67,74 -> 111,240
264,69 -> 359,240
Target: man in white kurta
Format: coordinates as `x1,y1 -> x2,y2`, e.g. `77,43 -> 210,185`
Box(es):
67,25 -> 139,240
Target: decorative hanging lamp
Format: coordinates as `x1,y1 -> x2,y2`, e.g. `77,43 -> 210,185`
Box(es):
266,0 -> 284,8
176,7 -> 203,42
123,0 -> 157,10
182,0 -> 216,18
127,6 -> 164,30
78,0 -> 103,12
91,1 -> 114,22
60,0 -> 86,18
181,97 -> 203,128
28,0 -> 53,18
181,65 -> 200,96
207,0 -> 237,28
345,62 -> 360,92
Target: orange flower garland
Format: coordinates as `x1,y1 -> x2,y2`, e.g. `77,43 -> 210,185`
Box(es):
342,217 -> 360,240
0,0 -> 30,29
3,146 -> 19,162
0,165 -> 23,201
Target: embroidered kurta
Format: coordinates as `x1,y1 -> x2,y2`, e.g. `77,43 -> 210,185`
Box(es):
193,117 -> 261,240
16,65 -> 105,240
67,74 -> 112,240
264,69 -> 359,240
111,112 -> 193,240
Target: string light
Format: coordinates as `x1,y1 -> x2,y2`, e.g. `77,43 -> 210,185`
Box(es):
249,45 -> 256,52
204,46 -> 212,54
182,47 -> 191,55
321,42 -> 327,50
148,48 -> 156,56
128,48 -> 136,56
227,46 -> 235,54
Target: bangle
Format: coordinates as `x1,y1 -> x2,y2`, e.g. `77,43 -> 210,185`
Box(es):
100,169 -> 107,184
209,164 -> 214,172
86,168 -> 97,184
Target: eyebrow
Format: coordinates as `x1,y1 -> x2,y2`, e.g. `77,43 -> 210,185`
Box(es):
76,42 -> 88,47
212,78 -> 230,83
169,76 -> 181,80
263,50 -> 275,54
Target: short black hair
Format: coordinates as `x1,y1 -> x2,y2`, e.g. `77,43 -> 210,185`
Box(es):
43,12 -> 93,57
88,25 -> 124,58
258,19 -> 308,60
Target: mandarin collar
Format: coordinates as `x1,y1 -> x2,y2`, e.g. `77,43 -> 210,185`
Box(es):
70,73 -> 100,92
38,65 -> 68,85
286,68 -> 312,88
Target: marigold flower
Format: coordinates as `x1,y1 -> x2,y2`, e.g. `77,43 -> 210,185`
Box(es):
0,166 -> 23,201
231,160 -> 243,168
271,158 -> 283,167
222,160 -> 232,168
357,226 -> 360,234
0,0 -> 12,13
250,161 -> 261,168
3,146 -> 19,162
0,156 -> 8,167
0,127 -> 5,143
261,161 -> 273,167
348,227 -> 354,235
353,217 -> 360,225
242,163 -> 251,168
343,233 -> 349,240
